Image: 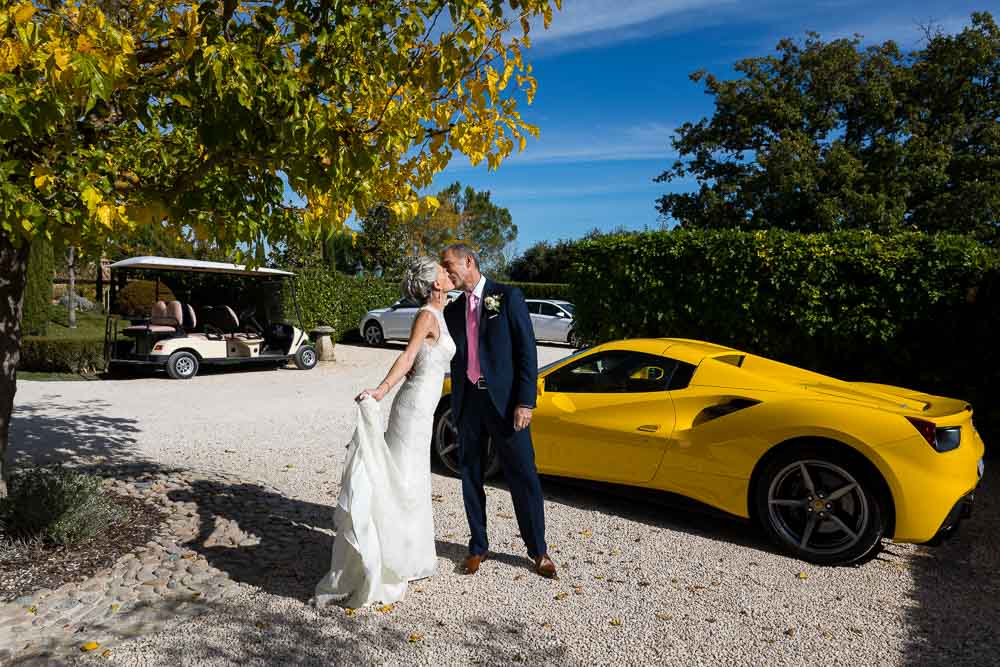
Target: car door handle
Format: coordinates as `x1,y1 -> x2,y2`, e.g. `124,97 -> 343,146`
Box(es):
636,424 -> 659,432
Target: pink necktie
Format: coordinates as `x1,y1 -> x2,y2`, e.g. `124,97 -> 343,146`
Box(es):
466,293 -> 481,384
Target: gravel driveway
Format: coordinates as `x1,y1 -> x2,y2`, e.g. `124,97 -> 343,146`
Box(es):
10,343 -> 999,666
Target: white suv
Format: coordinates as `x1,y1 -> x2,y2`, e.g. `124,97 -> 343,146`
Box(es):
526,299 -> 578,346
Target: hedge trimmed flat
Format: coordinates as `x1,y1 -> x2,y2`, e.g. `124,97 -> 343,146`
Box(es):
433,337 -> 986,565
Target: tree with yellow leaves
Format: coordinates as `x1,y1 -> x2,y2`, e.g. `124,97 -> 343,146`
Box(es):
0,0 -> 560,496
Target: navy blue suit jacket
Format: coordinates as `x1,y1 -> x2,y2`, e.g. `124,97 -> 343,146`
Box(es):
445,279 -> 538,429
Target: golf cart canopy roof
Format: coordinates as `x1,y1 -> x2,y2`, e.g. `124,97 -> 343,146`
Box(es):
110,256 -> 294,277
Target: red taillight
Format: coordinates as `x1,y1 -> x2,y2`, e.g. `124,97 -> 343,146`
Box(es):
906,416 -> 937,447
153,344 -> 164,351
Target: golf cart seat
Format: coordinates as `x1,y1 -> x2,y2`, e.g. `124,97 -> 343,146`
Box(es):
123,300 -> 183,335
201,305 -> 262,340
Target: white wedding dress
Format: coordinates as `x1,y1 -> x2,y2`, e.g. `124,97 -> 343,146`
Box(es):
315,305 -> 455,608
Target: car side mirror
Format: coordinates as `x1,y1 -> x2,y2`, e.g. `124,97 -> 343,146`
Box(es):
556,311 -> 566,318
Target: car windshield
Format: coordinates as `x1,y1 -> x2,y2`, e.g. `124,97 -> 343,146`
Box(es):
538,347 -> 592,375
557,302 -> 574,314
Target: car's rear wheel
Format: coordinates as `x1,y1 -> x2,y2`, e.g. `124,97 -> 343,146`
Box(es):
433,402 -> 500,478
568,329 -> 583,348
166,351 -> 199,380
754,446 -> 886,565
294,345 -> 318,370
363,321 -> 385,346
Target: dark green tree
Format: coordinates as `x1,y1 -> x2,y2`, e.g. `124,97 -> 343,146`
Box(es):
508,239 -> 576,282
358,206 -> 409,274
655,12 -> 1000,240
22,239 -> 54,337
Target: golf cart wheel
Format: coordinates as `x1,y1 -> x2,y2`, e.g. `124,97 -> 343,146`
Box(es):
433,400 -> 500,479
295,345 -> 318,370
166,351 -> 199,380
753,444 -> 887,566
363,321 -> 385,346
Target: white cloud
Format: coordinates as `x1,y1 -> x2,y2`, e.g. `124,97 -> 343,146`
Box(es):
521,0 -> 737,53
501,121 -> 677,165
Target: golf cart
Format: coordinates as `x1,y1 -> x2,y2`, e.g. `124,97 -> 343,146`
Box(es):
105,256 -> 317,379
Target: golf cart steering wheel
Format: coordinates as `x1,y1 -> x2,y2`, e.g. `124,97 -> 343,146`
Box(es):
238,306 -> 265,337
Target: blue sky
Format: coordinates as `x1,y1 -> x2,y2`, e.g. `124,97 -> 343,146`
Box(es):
425,0 -> 999,251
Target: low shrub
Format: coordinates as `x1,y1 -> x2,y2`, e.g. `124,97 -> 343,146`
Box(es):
20,336 -> 105,373
0,467 -> 126,545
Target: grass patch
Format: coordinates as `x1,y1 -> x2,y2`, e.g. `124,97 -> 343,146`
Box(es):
43,304 -> 106,340
18,371 -> 91,382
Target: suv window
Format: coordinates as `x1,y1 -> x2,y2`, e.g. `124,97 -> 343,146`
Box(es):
539,302 -> 561,317
545,351 -> 680,393
527,301 -> 541,314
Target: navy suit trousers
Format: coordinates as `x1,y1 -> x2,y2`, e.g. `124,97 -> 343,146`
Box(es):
459,379 -> 547,559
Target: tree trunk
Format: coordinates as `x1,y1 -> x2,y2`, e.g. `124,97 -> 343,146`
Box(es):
67,245 -> 77,329
0,231 -> 30,498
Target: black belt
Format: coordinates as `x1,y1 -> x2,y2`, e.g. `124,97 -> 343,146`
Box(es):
467,377 -> 488,389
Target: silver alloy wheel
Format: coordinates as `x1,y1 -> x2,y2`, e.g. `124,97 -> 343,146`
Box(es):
364,322 -> 384,346
299,347 -> 316,368
174,355 -> 195,377
766,459 -> 869,557
434,407 -> 496,477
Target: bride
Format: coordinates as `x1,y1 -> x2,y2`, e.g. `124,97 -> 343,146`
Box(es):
315,256 -> 456,608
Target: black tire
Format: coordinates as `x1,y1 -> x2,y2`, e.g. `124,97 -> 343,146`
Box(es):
294,345 -> 318,370
433,401 -> 501,479
362,321 -> 385,346
166,351 -> 199,380
568,329 -> 583,349
753,444 -> 886,565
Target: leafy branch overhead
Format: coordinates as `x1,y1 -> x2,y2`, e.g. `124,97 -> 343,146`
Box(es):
656,12 -> 1000,241
0,0 -> 562,261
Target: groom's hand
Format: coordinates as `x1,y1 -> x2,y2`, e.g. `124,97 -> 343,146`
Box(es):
514,406 -> 533,431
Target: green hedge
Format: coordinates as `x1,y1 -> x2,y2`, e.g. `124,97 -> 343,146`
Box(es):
292,269 -> 400,341
568,229 -> 1000,445
507,281 -> 572,300
23,239 -> 54,336
20,336 -> 105,373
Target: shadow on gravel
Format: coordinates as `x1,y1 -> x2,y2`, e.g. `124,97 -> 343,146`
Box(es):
904,467 -> 999,667
435,461 -> 784,560
168,481 -> 336,603
9,399 -> 146,470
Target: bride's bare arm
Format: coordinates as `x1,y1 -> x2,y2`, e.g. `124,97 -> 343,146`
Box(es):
356,310 -> 439,402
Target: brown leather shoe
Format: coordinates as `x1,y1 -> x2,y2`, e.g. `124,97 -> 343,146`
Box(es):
464,552 -> 488,574
534,554 -> 557,579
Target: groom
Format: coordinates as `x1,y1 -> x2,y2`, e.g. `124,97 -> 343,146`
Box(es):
441,244 -> 556,578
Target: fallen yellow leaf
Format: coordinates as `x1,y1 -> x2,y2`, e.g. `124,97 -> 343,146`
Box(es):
579,529 -> 592,538
26,606 -> 37,615
109,604 -> 120,613
81,642 -> 100,652
610,618 -> 622,626
101,649 -> 112,657
408,633 -> 424,643
345,608 -> 356,617
554,592 -> 569,600
796,571 -> 808,580
377,604 -> 395,613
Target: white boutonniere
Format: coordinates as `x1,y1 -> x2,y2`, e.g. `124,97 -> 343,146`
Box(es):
484,294 -> 502,315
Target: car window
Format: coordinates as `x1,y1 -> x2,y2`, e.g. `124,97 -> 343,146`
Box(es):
545,351 -> 680,393
396,298 -> 419,309
527,301 -> 541,315
558,303 -> 574,314
539,302 -> 560,316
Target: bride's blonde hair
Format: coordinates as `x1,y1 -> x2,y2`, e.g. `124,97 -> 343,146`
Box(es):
401,256 -> 439,304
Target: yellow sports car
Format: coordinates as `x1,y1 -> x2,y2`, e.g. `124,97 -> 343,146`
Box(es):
433,338 -> 986,565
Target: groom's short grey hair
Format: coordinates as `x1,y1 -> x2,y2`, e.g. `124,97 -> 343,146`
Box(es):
443,243 -> 480,269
